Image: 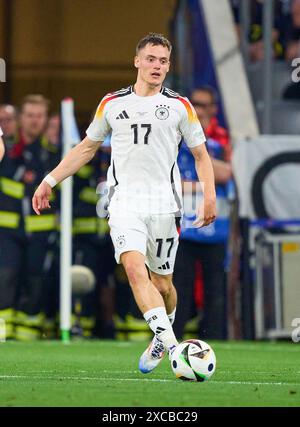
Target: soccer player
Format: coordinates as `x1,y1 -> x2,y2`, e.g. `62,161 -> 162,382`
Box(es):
32,33 -> 216,373
0,127 -> 4,161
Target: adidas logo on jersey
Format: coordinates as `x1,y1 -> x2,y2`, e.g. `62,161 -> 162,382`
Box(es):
158,261 -> 170,271
116,110 -> 129,119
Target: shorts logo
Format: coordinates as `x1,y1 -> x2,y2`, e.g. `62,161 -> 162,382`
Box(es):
155,105 -> 170,120
116,235 -> 126,249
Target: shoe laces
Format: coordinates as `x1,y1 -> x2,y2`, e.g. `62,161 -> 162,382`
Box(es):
150,338 -> 165,359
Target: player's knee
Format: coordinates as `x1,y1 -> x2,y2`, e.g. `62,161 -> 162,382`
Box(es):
123,262 -> 148,287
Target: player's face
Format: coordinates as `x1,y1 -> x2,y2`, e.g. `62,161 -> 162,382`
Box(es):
135,44 -> 170,87
20,103 -> 48,139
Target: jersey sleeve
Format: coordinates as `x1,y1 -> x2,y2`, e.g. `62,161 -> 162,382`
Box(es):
86,95 -> 112,142
178,97 -> 206,148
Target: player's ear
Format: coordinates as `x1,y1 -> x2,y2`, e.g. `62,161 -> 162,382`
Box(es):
134,55 -> 139,69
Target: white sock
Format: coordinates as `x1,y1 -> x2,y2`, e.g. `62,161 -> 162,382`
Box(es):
144,306 -> 178,351
167,307 -> 176,325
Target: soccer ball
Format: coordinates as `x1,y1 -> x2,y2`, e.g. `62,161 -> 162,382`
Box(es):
170,339 -> 216,382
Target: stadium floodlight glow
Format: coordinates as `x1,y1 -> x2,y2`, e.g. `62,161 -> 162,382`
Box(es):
60,98 -> 81,342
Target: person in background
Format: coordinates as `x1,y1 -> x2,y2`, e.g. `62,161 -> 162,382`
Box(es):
0,95 -> 60,340
284,0 -> 300,62
189,86 -> 231,162
0,104 -> 18,150
71,138 -> 116,339
282,0 -> 300,99
231,0 -> 291,62
45,113 -> 61,148
173,86 -> 233,341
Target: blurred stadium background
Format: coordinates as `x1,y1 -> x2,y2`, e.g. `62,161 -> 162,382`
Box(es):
0,0 -> 300,406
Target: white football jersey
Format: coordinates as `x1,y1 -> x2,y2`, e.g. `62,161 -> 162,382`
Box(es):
86,86 -> 206,214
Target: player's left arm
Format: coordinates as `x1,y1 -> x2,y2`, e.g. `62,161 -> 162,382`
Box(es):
0,138 -> 4,162
190,143 -> 216,227
0,127 -> 4,161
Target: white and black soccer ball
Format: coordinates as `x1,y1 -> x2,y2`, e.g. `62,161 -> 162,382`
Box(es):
171,339 -> 216,382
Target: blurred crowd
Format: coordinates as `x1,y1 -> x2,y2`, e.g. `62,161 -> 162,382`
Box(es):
231,0 -> 300,63
0,87 -> 233,342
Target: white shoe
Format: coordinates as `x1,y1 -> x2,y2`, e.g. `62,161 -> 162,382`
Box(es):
138,335 -> 166,374
168,344 -> 177,360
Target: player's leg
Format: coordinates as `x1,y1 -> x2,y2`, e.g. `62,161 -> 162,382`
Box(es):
121,251 -> 178,374
121,251 -> 165,313
137,271 -> 178,373
149,271 -> 177,323
109,214 -> 177,370
146,213 -> 180,323
139,214 -> 180,373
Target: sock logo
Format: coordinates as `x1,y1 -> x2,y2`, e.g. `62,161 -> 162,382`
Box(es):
146,315 -> 158,325
155,326 -> 166,335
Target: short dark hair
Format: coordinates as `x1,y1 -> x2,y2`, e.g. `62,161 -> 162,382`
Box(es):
136,32 -> 172,55
192,85 -> 219,104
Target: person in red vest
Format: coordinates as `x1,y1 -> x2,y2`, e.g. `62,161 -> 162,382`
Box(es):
190,86 -> 231,161
173,86 -> 232,341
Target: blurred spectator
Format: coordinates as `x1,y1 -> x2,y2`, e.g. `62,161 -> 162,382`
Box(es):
190,86 -> 231,164
173,87 -> 233,341
285,0 -> 300,62
71,143 -> 116,339
45,113 -> 61,147
0,95 -> 60,340
231,0 -> 290,62
0,104 -> 18,149
282,0 -> 300,99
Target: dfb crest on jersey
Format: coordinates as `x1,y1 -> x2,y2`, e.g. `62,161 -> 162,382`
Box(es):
155,105 -> 170,120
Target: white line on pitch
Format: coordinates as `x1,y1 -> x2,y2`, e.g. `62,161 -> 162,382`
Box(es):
0,375 -> 300,386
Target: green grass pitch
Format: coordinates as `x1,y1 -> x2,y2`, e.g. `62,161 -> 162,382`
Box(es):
0,340 -> 299,407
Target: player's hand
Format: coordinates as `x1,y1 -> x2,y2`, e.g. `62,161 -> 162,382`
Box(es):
193,196 -> 216,228
32,180 -> 52,215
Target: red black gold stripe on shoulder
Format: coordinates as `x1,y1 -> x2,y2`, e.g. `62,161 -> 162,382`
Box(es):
96,86 -> 132,118
162,87 -> 198,123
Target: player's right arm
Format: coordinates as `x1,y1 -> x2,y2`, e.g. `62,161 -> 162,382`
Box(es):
32,137 -> 103,215
33,94 -> 112,215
